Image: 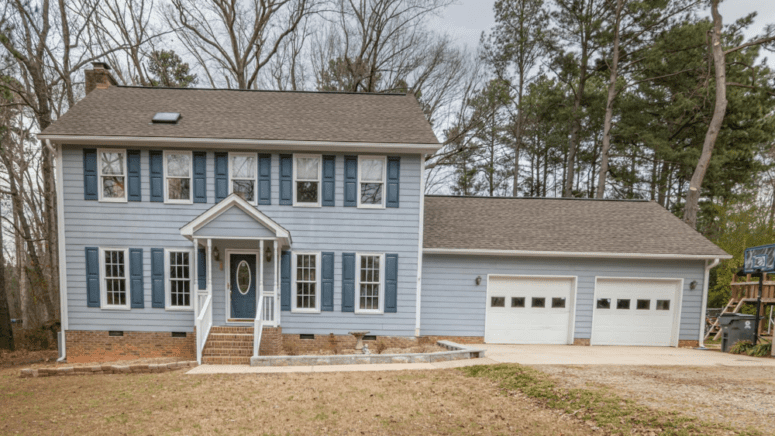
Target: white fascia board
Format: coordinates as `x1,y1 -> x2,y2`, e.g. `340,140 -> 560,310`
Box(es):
38,134 -> 442,154
423,248 -> 733,261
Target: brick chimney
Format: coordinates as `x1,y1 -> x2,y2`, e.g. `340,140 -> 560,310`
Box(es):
85,62 -> 117,94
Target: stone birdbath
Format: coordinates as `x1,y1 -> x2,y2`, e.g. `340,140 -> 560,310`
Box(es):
349,331 -> 370,354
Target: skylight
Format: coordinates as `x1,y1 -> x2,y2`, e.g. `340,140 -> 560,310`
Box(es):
152,112 -> 181,124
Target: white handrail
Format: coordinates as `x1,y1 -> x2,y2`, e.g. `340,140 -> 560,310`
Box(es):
253,293 -> 265,358
196,294 -> 212,364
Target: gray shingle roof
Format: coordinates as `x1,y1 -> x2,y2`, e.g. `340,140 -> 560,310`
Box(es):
423,196 -> 729,258
41,86 -> 440,145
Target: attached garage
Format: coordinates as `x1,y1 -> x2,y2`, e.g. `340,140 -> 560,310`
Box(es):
485,276 -> 576,344
591,278 -> 682,346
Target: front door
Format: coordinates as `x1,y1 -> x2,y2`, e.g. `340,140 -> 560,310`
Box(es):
230,253 -> 257,319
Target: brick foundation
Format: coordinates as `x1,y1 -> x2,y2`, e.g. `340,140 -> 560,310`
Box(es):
259,327 -> 283,355
678,340 -> 699,348
573,338 -> 591,346
65,330 -> 195,363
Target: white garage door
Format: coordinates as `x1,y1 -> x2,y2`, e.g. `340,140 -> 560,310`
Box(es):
591,278 -> 682,346
485,276 -> 575,344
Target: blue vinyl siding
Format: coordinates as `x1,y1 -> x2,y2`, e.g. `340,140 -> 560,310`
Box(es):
61,146 -> 422,335
193,207 -> 276,238
420,254 -> 706,341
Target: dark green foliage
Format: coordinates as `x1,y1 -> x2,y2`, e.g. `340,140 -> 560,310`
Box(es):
146,50 -> 198,88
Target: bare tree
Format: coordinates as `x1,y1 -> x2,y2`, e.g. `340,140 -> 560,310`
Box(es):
164,0 -> 316,89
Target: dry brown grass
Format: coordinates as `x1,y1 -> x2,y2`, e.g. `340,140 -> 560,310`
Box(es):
0,365 -> 597,435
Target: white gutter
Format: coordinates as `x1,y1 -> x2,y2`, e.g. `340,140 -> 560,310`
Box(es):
37,134 -> 442,155
698,257 -> 721,349
424,248 -> 732,261
415,155 -> 426,337
53,140 -> 68,362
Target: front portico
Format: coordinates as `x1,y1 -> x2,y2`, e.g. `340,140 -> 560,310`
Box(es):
180,194 -> 292,363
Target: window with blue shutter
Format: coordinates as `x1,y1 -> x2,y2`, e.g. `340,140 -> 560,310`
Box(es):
129,248 -> 144,308
385,253 -> 398,313
342,253 -> 355,312
386,157 -> 400,208
321,252 -> 334,311
322,156 -> 335,207
83,149 -> 98,200
344,156 -> 357,207
258,154 -> 272,205
198,247 -> 206,290
149,150 -> 163,202
214,152 -> 228,201
127,150 -> 141,202
279,154 -> 292,205
85,247 -> 100,307
151,248 -> 165,308
193,151 -> 207,203
281,251 -> 291,310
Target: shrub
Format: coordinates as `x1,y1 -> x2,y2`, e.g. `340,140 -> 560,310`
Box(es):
746,341 -> 771,357
373,339 -> 388,354
729,340 -> 753,355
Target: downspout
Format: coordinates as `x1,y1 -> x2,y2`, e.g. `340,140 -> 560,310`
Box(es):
415,155 -> 426,337
698,258 -> 721,349
53,141 -> 68,362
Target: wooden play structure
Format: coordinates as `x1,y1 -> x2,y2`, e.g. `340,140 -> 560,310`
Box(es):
705,273 -> 775,340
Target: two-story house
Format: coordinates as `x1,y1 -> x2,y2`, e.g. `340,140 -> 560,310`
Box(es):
40,63 -> 729,364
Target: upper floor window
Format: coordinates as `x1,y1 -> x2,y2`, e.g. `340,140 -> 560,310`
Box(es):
358,156 -> 386,208
100,248 -> 128,309
166,249 -> 192,310
356,253 -> 384,313
230,152 -> 257,203
98,149 -> 126,202
292,252 -> 320,312
293,154 -> 321,207
164,151 -> 192,203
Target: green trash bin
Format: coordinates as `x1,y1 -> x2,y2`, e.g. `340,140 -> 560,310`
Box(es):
718,313 -> 757,353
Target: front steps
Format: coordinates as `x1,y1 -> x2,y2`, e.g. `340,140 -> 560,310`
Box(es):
202,326 -> 254,364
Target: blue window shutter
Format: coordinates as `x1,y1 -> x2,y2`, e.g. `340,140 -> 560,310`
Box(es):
258,154 -> 272,205
322,155 -> 335,207
151,248 -> 165,308
193,151 -> 207,203
387,156 -> 400,208
344,156 -> 357,207
214,152 -> 228,202
342,253 -> 355,312
385,254 -> 398,313
149,150 -> 163,202
281,251 -> 291,311
321,252 -> 334,311
127,150 -> 142,202
198,247 -> 206,290
129,248 -> 144,308
83,149 -> 98,200
279,154 -> 292,205
85,247 -> 100,307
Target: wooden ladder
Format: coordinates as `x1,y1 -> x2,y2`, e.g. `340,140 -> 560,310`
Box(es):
705,298 -> 744,340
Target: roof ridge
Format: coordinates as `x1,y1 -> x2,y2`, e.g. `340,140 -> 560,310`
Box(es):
425,195 -> 649,202
114,85 -> 409,97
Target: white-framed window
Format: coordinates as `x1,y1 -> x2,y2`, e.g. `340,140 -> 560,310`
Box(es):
165,249 -> 193,310
357,156 -> 386,208
164,150 -> 192,203
291,251 -> 321,312
98,148 -> 127,202
355,253 -> 384,313
229,152 -> 257,203
99,248 -> 129,309
293,154 -> 321,207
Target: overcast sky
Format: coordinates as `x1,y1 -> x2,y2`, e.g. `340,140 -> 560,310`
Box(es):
429,0 -> 775,68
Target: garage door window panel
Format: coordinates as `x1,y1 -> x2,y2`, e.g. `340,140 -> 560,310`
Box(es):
511,297 -> 525,308
531,297 -> 545,308
491,297 -> 505,307
552,298 -> 566,308
637,299 -> 650,310
597,298 -> 611,309
656,300 -> 670,310
617,299 -> 631,310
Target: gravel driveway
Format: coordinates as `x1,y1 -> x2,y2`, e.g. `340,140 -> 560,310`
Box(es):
536,364 -> 775,434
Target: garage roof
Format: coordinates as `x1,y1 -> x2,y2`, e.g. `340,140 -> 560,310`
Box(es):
423,196 -> 730,259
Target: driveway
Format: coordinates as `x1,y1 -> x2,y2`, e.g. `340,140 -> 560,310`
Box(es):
481,344 -> 775,366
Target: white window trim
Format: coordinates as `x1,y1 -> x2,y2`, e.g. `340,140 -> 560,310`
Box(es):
228,152 -> 258,205
355,252 -> 385,314
97,148 -> 128,203
292,153 -> 322,207
99,247 -> 130,310
357,155 -> 387,209
291,251 -> 321,313
165,248 -> 194,311
163,150 -> 193,204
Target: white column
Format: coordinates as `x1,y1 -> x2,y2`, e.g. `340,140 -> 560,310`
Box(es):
259,240 -> 264,320
274,240 -> 279,326
193,238 -> 199,319
207,239 -> 213,294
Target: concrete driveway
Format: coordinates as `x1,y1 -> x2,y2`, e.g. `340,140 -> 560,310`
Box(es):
480,344 -> 775,366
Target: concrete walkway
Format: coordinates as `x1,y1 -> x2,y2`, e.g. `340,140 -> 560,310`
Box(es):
186,345 -> 775,374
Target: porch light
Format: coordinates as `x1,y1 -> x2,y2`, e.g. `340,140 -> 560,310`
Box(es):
475,276 -> 482,286
213,246 -> 220,261
265,244 -> 272,263
690,280 -> 697,290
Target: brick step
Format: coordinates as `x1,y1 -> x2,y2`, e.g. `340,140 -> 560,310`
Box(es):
202,356 -> 251,365
209,327 -> 253,334
204,341 -> 253,349
206,334 -> 254,342
203,348 -> 253,357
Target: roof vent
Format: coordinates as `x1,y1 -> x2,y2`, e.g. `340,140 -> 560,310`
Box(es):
152,112 -> 181,124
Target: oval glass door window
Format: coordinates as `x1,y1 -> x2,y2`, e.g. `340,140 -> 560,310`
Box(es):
236,261 -> 251,295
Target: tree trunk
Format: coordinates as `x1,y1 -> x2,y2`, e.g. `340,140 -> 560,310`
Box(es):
563,52 -> 588,198
683,0 -> 727,228
0,201 -> 14,351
